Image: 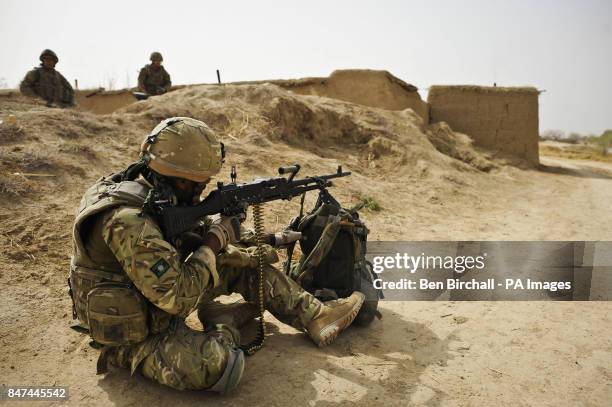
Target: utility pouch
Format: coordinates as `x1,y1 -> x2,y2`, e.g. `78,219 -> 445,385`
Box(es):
87,282 -> 149,346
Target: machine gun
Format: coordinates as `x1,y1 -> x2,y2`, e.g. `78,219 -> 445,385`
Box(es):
147,163 -> 350,355
153,164 -> 351,239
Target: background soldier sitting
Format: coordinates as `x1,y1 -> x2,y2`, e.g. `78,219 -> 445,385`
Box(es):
20,49 -> 75,107
138,52 -> 172,96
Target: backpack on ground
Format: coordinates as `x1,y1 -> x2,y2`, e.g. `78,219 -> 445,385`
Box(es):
285,190 -> 382,326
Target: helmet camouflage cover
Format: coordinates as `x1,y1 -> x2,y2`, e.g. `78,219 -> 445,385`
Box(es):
150,52 -> 163,62
140,117 -> 223,182
39,49 -> 59,63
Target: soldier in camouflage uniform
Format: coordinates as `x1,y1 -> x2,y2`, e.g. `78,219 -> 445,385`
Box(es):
68,117 -> 365,393
138,52 -> 172,95
20,49 -> 75,107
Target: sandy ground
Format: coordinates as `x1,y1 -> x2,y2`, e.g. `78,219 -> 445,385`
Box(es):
0,87 -> 611,406
0,155 -> 609,407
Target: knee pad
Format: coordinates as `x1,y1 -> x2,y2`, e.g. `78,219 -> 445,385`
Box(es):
207,323 -> 241,346
208,346 -> 245,394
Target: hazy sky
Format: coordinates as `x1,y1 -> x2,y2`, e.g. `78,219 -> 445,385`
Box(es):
1,0 -> 610,134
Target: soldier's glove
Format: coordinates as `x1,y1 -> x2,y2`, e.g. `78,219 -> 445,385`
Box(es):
207,215 -> 241,249
273,230 -> 302,247
175,231 -> 205,255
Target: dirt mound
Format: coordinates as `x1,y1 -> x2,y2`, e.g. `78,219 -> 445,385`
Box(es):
426,122 -> 496,172
120,83 -> 487,176
245,69 -> 429,122
75,89 -> 138,114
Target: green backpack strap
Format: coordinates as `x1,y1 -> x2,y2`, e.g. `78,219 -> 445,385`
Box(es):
283,193 -> 307,274
295,216 -> 342,285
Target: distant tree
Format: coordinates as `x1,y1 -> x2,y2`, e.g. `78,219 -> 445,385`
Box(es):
598,130 -> 612,156
566,132 -> 587,144
540,129 -> 565,141
0,77 -> 8,89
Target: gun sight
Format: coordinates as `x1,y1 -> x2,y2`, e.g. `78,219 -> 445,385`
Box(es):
278,164 -> 300,181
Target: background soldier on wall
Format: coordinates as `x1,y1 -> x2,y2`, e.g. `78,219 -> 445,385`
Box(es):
19,49 -> 75,107
138,52 -> 172,95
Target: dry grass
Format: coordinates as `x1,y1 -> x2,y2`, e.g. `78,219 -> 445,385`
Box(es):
0,173 -> 29,197
540,143 -> 612,163
59,142 -> 96,158
0,148 -> 56,171
58,126 -> 81,139
0,124 -> 26,143
17,149 -> 55,171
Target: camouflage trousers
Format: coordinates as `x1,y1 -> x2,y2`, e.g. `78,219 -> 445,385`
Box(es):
110,264 -> 322,390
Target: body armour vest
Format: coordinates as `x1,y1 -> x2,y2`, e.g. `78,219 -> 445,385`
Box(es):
69,175 -> 149,327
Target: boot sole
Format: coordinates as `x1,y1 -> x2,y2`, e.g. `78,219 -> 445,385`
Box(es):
316,293 -> 365,347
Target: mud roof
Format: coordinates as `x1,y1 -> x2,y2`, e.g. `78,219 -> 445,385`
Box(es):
429,85 -> 540,94
230,69 -> 419,92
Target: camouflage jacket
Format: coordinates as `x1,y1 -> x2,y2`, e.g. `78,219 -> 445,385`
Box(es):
138,64 -> 171,95
20,65 -> 74,106
70,176 -> 222,328
101,206 -> 220,318
70,175 -> 272,330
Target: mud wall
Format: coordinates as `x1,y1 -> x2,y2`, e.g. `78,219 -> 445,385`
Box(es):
270,70 -> 429,123
428,85 -> 540,164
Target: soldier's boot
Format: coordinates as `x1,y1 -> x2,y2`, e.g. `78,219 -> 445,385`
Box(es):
306,291 -> 365,347
197,300 -> 260,330
97,345 -> 131,374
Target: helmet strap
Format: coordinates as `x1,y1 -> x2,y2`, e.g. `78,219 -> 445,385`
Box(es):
139,170 -> 178,220
112,160 -> 148,183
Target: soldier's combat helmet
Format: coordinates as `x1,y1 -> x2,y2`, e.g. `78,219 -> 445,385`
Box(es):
150,52 -> 163,62
39,49 -> 59,63
140,117 -> 224,182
